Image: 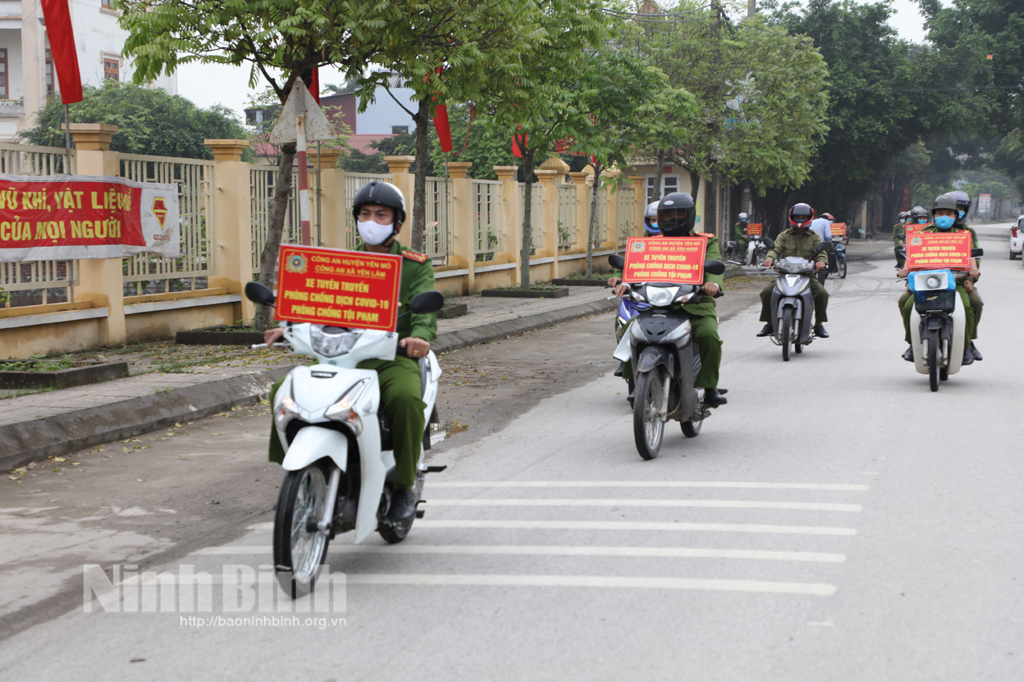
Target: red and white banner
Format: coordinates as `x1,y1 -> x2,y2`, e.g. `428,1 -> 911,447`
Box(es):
0,174 -> 180,262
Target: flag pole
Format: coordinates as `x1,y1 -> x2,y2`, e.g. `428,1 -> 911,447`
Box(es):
64,104 -> 72,173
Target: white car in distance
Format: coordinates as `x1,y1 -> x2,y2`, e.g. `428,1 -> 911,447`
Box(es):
1012,216 -> 1024,260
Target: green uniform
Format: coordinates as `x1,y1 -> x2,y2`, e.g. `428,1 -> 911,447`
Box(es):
893,222 -> 907,267
759,228 -> 829,325
899,225 -> 979,344
621,233 -> 725,389
733,222 -> 749,254
269,240 -> 437,491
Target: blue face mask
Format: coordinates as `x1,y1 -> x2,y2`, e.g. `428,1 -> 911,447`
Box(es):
917,218 -> 929,224
958,210 -> 967,220
934,215 -> 955,229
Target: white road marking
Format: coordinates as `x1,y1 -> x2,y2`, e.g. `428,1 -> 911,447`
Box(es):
426,499 -> 863,512
192,544 -> 846,563
124,572 -> 835,596
247,520 -> 856,535
427,481 -> 869,491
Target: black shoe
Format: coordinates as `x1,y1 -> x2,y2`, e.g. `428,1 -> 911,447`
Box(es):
756,324 -> 773,337
962,347 -> 974,366
902,346 -> 914,362
614,362 -> 623,377
388,488 -> 417,523
970,342 -> 983,361
814,325 -> 829,338
704,388 -> 728,408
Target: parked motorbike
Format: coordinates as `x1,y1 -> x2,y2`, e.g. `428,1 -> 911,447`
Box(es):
765,239 -> 829,361
245,282 -> 446,597
608,254 -> 727,460
901,248 -> 984,392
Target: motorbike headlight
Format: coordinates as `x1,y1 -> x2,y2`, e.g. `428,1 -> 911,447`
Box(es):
325,379 -> 370,435
645,286 -> 678,307
310,325 -> 359,357
274,376 -> 301,425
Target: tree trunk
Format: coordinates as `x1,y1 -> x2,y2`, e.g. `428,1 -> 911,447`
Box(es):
652,150 -> 665,204
586,164 -> 603,277
519,147 -> 535,290
688,168 -> 701,199
411,98 -> 431,253
255,141 -> 297,329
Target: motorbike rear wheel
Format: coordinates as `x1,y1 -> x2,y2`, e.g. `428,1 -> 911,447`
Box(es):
927,330 -> 939,392
780,309 -> 793,362
274,462 -> 331,598
633,368 -> 665,460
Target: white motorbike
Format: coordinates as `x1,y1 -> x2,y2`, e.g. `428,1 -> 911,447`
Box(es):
246,282 -> 445,597
903,247 -> 983,391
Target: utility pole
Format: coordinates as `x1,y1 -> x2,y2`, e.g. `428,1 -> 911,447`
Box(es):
748,0 -> 755,18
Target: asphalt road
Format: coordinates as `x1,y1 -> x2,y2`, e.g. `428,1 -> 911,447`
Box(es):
2,227 -> 1023,681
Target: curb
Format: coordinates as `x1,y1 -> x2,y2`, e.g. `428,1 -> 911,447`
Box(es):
0,367 -> 291,472
1,298 -> 616,471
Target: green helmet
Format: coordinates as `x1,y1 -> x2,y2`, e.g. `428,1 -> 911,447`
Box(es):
910,205 -> 930,223
932,194 -> 958,214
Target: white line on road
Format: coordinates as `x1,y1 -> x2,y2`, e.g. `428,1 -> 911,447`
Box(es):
193,544 -> 846,563
247,520 -> 857,535
425,499 -> 863,512
121,573 -> 836,596
427,481 -> 869,491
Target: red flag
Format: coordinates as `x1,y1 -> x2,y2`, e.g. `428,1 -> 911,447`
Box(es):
434,104 -> 453,153
512,132 -> 528,158
307,68 -> 320,104
40,0 -> 82,104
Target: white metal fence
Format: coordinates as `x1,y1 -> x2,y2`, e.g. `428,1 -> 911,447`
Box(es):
423,177 -> 453,264
250,165 -> 323,276
557,184 -> 577,250
343,172 -> 392,250
121,154 -> 215,296
0,143 -> 77,308
473,180 -> 503,261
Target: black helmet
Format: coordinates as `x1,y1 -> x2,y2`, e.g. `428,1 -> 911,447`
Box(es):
948,190 -> 971,224
932,193 -> 958,214
788,203 -> 814,230
657,192 -> 696,237
910,205 -> 930,223
351,180 -> 407,226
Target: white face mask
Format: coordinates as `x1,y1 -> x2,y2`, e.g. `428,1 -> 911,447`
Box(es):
357,220 -> 394,246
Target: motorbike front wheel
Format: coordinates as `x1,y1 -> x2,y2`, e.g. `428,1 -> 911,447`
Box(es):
837,256 -> 847,279
274,462 -> 332,598
633,368 -> 666,460
780,309 -> 793,361
927,330 -> 939,392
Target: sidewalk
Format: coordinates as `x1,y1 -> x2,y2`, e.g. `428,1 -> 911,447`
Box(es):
0,286 -> 618,471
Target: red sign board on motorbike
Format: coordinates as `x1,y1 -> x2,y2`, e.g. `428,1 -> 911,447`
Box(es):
831,222 -> 847,237
905,221 -> 927,234
275,245 -> 402,331
622,236 -> 706,285
745,223 -> 763,236
905,231 -> 973,271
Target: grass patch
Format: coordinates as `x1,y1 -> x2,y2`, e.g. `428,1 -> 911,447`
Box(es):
0,355 -> 81,372
489,284 -> 563,291
156,354 -> 233,373
561,269 -> 621,281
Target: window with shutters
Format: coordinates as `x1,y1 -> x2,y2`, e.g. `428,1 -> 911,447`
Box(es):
103,57 -> 119,81
0,49 -> 7,99
45,50 -> 55,95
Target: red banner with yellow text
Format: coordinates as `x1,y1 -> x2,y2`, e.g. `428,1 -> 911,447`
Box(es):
830,222 -> 847,237
0,174 -> 180,262
622,236 -> 706,285
906,231 -> 973,271
275,246 -> 402,332
745,223 -> 762,236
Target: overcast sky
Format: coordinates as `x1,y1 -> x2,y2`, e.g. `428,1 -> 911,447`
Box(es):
176,0 -> 932,123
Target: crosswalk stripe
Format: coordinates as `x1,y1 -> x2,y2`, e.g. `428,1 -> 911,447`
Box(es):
427,482 -> 869,491
192,544 -> 846,563
247,520 -> 856,535
426,499 -> 863,512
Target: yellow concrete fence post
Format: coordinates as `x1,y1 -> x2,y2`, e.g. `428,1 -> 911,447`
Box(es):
308,148 -> 345,250
568,172 -> 590,253
204,139 -> 255,325
68,123 -> 125,346
603,169 -> 621,250
445,162 -> 474,292
494,166 -> 522,285
384,156 -> 416,248
534,169 -> 560,278
630,176 -> 646,240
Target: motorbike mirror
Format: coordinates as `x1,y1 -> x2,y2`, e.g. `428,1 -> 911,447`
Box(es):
763,238 -> 775,249
704,259 -> 726,275
608,254 -> 625,270
971,248 -> 984,258
814,241 -> 829,253
726,240 -> 737,248
245,281 -> 276,306
409,290 -> 445,315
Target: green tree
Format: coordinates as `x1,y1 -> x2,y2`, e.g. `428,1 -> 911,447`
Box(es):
118,0 -> 390,327
21,81 -> 251,160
